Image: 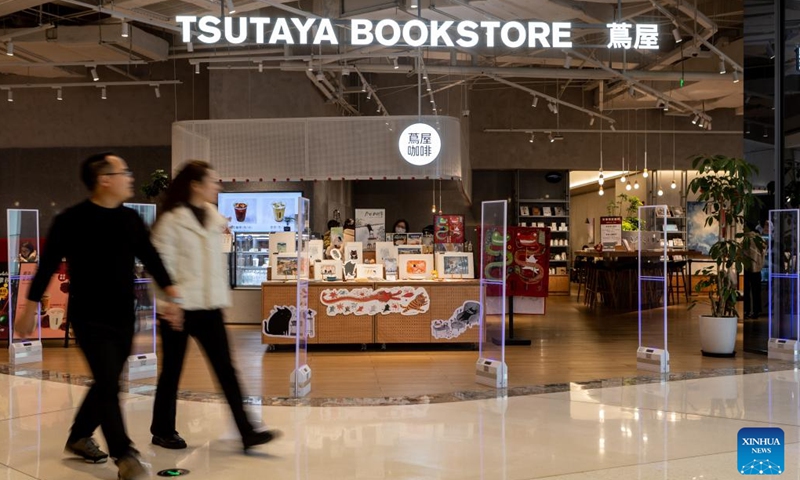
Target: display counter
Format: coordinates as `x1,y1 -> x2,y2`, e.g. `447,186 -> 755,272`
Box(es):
261,280 -> 481,346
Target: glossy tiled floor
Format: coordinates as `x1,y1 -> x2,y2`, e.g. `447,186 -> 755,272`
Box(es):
2,369 -> 800,478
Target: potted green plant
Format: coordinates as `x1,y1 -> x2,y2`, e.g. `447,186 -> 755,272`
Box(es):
616,193 -> 644,246
688,154 -> 764,357
140,169 -> 170,203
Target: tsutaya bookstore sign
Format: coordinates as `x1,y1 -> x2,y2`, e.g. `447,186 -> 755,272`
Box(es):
176,16 -> 661,50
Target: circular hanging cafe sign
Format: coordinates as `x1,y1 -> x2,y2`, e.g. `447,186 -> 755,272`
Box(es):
398,123 -> 441,166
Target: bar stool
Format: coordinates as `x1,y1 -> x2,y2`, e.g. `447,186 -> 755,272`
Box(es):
668,259 -> 690,304
573,258 -> 589,302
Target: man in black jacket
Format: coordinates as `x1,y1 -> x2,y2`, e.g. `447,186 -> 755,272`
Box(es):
15,152 -> 182,480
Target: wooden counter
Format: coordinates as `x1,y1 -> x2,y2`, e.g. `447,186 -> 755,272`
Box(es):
261,280 -> 482,345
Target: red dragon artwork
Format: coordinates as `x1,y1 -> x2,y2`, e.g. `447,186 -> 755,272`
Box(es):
320,287 -> 429,316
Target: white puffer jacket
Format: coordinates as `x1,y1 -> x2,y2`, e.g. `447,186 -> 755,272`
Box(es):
152,203 -> 232,311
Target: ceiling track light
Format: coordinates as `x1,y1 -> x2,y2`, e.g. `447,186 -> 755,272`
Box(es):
307,61 -> 313,72
6,40 -> 13,57
316,72 -> 325,81
564,54 -> 572,69
121,21 -> 129,38
195,63 -> 201,74
672,27 -> 682,43
531,96 -> 538,108
610,124 -> 616,131
187,42 -> 193,53
629,85 -> 635,97
589,116 -> 595,126
529,133 -> 535,143
367,91 -> 372,100
719,58 -> 726,74
90,66 -> 99,82
226,0 -> 236,14
698,118 -> 704,128
422,70 -> 428,80
341,66 -> 350,76
549,132 -> 555,143
733,70 -> 740,83
7,89 -> 13,102
153,85 -> 160,98
767,42 -> 775,59
692,115 -> 699,125
663,102 -> 669,112
258,62 -> 263,73
392,58 -> 399,69
101,87 -> 107,100
56,87 -> 62,101
552,103 -> 558,114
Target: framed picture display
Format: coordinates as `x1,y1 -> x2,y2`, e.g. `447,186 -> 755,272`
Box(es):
375,242 -> 397,265
520,206 -> 530,216
384,258 -> 398,280
397,245 -> 423,256
542,207 -> 552,216
308,240 -> 324,263
406,233 -> 423,245
356,264 -> 384,280
343,260 -> 358,280
274,253 -> 299,280
399,254 -> 435,280
434,214 -> 465,244
344,242 -> 363,264
314,260 -> 342,281
436,252 -> 475,279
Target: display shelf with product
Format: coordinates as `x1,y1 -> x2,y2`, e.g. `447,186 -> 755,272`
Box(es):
230,232 -> 271,288
515,170 -> 570,295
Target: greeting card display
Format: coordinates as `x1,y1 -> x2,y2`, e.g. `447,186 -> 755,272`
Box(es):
355,209 -> 385,252
344,242 -> 363,264
274,253 -> 299,280
356,264 -> 384,280
314,260 -> 342,281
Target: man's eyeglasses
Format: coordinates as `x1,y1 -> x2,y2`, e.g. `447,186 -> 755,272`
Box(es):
101,170 -> 133,177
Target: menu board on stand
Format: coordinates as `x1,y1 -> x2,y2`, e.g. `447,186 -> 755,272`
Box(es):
601,216 -> 623,249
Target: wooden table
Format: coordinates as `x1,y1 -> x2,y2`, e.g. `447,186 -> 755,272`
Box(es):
573,250 -> 709,310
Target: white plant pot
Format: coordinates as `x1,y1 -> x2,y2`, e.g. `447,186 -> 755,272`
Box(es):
699,315 -> 738,357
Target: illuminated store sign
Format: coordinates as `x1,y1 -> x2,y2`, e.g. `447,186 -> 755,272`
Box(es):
176,16 -> 660,51
399,123 -> 441,166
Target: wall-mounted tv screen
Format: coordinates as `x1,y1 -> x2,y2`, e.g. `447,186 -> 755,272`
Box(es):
217,191 -> 303,233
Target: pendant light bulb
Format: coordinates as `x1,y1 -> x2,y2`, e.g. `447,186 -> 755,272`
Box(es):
620,173 -> 627,183
671,180 -> 677,190
599,186 -> 605,196
431,204 -> 437,213
657,187 -> 664,196
634,180 -> 640,189
642,168 -> 649,178
626,182 -> 632,191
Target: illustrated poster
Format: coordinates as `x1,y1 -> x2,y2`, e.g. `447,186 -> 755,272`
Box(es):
355,209 -> 385,252
483,226 -> 550,297
434,215 -> 465,244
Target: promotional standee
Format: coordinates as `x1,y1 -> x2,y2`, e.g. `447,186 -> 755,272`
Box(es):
291,197 -> 312,397
477,200 -> 508,388
768,209 -> 800,361
6,209 -> 42,365
636,206 -> 669,373
123,203 -> 159,382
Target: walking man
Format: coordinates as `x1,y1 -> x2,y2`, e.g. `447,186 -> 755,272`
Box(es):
15,152 -> 182,480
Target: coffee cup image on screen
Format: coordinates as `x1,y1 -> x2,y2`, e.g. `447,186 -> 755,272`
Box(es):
48,308 -> 65,331
272,201 -> 286,222
234,202 -> 248,222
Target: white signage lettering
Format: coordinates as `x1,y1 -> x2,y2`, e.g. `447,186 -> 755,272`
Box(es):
176,16 -> 658,50
399,123 -> 441,167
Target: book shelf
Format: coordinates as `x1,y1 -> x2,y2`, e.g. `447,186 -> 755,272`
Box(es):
515,170 -> 570,295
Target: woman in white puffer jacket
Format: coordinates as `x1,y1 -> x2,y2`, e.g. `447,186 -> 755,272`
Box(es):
149,160 -> 280,452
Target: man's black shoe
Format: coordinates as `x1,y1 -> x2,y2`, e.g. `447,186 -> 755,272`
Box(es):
243,429 -> 282,452
152,434 -> 187,450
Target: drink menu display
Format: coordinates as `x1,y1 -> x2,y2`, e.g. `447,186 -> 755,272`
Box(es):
218,192 -> 302,233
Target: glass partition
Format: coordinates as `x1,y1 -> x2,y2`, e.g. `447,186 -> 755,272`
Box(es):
478,200 -> 508,388
637,205 -> 669,373
768,209 -> 800,360
6,209 -> 41,345
293,197 -> 311,397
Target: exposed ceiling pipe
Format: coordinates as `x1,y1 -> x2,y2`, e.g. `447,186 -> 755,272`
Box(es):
190,52 -> 418,65
0,24 -> 56,43
426,75 -> 480,98
650,0 -> 743,73
354,66 -> 389,116
567,49 -> 710,121
279,62 -> 733,81
0,80 -> 181,89
305,70 -> 360,115
169,48 -> 284,60
445,0 -> 501,21
0,60 -> 148,68
59,0 -> 181,33
485,128 -> 740,135
487,74 -> 616,125
253,0 -> 322,18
